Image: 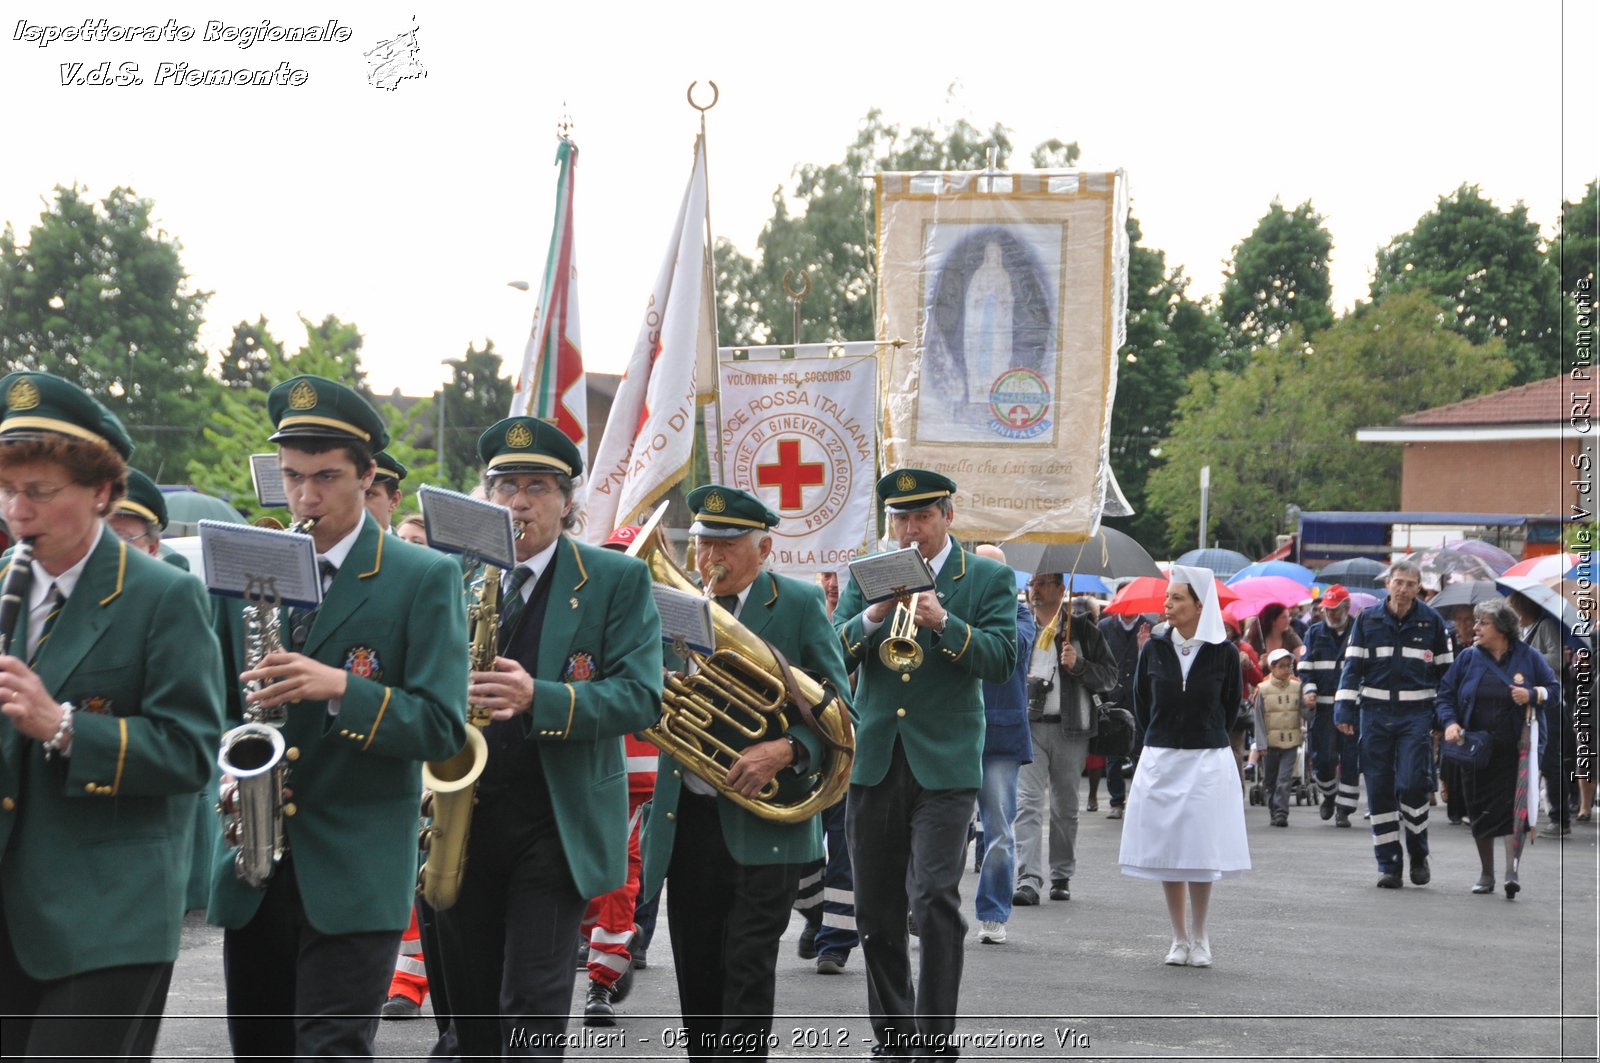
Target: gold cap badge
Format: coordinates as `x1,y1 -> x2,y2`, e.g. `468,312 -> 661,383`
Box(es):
288,380 -> 318,410
896,472 -> 917,492
507,423 -> 533,449
705,491 -> 727,513
6,378 -> 40,411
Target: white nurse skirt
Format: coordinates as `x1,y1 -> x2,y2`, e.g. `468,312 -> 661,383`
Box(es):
1118,746 -> 1251,882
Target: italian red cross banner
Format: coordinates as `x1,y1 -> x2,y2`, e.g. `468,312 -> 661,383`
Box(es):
876,169 -> 1129,544
717,346 -> 878,575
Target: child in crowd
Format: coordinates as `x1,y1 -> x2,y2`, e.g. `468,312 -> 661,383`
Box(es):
1247,649 -> 1310,827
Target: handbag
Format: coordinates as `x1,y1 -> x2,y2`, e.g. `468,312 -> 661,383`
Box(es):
1088,702 -> 1136,758
1440,649 -> 1520,771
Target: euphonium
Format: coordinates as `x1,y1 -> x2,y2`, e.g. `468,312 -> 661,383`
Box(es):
217,515 -> 317,888
878,592 -> 925,673
628,504 -> 854,824
417,520 -> 523,910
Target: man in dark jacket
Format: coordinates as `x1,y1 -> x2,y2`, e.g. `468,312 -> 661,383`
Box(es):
1013,575 -> 1118,905
1097,603 -> 1154,818
973,545 -> 1034,944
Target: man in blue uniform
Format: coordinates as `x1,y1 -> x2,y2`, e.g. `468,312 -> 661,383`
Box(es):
1335,561 -> 1453,888
1299,584 -> 1360,827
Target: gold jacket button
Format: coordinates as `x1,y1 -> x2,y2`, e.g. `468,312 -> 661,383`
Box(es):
283,803 -> 298,816
286,747 -> 301,762
85,783 -> 97,794
1,797 -> 13,811
896,707 -> 907,717
901,673 -> 911,683
673,769 -> 682,778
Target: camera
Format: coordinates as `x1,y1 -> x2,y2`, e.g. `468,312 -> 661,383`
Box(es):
1026,675 -> 1055,714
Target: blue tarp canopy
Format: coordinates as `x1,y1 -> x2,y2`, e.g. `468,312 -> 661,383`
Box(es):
1298,512 -> 1527,563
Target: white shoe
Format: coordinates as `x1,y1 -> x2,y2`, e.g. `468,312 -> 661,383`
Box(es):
1164,940 -> 1190,965
978,920 -> 1007,944
1189,939 -> 1213,967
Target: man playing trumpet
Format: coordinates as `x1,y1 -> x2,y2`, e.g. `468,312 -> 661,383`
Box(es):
833,469 -> 1017,1060
640,484 -> 851,1062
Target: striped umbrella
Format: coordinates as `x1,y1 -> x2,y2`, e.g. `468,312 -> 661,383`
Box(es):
1503,553 -> 1579,581
1508,702 -> 1539,890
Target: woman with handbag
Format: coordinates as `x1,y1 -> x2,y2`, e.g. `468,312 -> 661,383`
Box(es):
1436,598 -> 1558,899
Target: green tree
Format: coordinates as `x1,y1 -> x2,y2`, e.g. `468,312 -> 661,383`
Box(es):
221,316 -> 279,390
1372,184 -> 1565,383
0,183 -> 216,477
1553,180 -> 1598,299
716,110 -> 1026,346
1101,215 -> 1225,554
1217,199 -> 1334,358
1146,292 -> 1516,556
424,340 -> 513,482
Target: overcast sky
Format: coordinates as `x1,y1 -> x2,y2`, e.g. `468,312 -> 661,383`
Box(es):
2,0 -> 1592,398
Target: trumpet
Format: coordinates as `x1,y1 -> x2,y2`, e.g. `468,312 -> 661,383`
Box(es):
879,592 -> 924,673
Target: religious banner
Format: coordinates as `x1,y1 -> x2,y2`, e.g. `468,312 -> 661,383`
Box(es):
718,345 -> 879,574
875,169 -> 1129,543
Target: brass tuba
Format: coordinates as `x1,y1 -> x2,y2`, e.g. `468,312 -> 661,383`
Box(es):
217,515 -> 316,888
416,521 -> 523,911
628,503 -> 853,824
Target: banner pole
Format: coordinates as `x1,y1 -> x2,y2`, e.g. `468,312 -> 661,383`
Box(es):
688,81 -> 725,483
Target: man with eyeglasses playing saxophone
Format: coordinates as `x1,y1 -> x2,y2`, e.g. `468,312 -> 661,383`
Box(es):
430,416 -> 662,1060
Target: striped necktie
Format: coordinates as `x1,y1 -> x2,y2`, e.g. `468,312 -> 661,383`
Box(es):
497,567 -> 534,652
28,585 -> 64,669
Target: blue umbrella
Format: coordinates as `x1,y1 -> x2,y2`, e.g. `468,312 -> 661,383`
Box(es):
1011,569 -> 1109,595
1174,548 -> 1253,580
1227,560 -> 1316,587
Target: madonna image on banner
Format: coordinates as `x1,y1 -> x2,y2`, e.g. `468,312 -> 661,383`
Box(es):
920,221 -> 1062,444
876,170 -> 1128,544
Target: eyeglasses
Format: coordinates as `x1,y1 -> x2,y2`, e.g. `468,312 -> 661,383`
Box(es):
491,480 -> 558,500
115,529 -> 154,545
0,482 -> 72,505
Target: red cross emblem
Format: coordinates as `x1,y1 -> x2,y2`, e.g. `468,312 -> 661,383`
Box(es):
755,438 -> 826,511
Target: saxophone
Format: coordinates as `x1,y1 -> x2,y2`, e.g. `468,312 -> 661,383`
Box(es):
417,521 -> 522,910
217,516 -> 317,888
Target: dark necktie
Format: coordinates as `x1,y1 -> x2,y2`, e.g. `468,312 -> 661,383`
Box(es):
714,594 -> 739,616
28,585 -> 64,669
498,567 -> 534,652
289,561 -> 338,653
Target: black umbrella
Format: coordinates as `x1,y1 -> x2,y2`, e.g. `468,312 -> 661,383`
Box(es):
1001,528 -> 1162,579
1174,548 -> 1253,580
1428,580 -> 1502,612
1315,557 -> 1388,590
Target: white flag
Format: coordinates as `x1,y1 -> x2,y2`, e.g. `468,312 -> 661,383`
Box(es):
584,135 -> 714,540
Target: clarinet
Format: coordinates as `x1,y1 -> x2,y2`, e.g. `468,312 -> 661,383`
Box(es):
0,539 -> 35,658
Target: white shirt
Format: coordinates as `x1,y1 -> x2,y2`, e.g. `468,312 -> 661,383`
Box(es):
26,533 -> 100,661
317,517 -> 366,589
501,537 -> 561,604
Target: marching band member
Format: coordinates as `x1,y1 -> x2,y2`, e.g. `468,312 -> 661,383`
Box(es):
832,469 -> 1017,1059
208,375 -> 468,1061
364,450 -> 407,532
0,372 -> 224,1061
639,485 -> 851,1060
431,416 -> 661,1060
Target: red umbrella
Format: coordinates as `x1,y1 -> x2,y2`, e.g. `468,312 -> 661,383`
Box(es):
1105,575 -> 1240,616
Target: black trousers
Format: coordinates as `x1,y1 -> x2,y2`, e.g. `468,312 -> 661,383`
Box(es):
0,896 -> 172,1063
665,792 -> 801,1062
846,740 -> 976,1059
222,856 -> 401,1063
433,794 -> 587,1060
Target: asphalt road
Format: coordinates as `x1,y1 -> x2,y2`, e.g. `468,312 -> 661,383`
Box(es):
155,795 -> 1598,1061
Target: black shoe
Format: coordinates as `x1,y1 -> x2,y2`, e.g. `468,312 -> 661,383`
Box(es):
1505,872 -> 1521,900
583,981 -> 616,1027
816,952 -> 847,974
611,960 -> 635,1004
1049,879 -> 1070,901
1376,871 -> 1403,889
381,994 -> 420,1020
1472,874 -> 1495,894
1319,795 -> 1335,821
1012,884 -> 1039,906
576,937 -> 589,970
1549,823 -> 1571,837
631,946 -> 648,970
1271,816 -> 1288,827
1334,809 -> 1352,828
1409,859 -> 1431,886
797,922 -> 818,960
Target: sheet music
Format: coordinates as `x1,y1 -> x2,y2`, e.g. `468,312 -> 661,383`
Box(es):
249,454 -> 288,508
848,546 -> 936,605
417,484 -> 518,570
198,519 -> 322,608
651,585 -> 715,655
